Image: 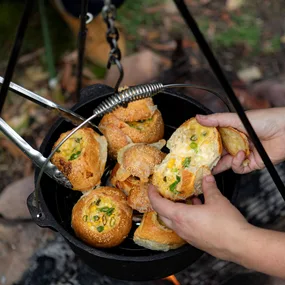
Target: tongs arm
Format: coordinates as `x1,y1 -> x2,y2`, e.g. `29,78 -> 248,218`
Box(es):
0,76 -> 97,129
0,117 -> 72,189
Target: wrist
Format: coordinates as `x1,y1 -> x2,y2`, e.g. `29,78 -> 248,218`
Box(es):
224,222 -> 256,265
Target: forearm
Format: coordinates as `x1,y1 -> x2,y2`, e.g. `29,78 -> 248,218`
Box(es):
231,225 -> 285,278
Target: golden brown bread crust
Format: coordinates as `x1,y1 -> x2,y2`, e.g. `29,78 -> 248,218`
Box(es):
51,128 -> 107,191
111,98 -> 155,122
111,164 -> 153,213
218,127 -> 250,157
118,143 -> 166,182
133,211 -> 186,251
127,183 -> 153,213
110,163 -> 140,195
72,187 -> 133,248
152,118 -> 222,200
99,98 -> 164,158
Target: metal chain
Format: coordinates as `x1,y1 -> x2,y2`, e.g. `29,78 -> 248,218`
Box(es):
102,0 -> 124,92
102,0 -> 121,68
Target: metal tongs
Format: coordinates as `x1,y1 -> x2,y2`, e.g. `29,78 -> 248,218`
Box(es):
0,77 -> 99,189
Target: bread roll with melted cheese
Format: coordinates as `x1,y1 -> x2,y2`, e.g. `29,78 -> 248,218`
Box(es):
51,128 -> 107,191
72,187 -> 133,248
134,211 -> 186,251
98,98 -> 164,158
152,118 -> 222,200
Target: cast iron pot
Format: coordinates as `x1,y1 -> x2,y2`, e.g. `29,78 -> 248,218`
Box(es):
27,84 -> 237,281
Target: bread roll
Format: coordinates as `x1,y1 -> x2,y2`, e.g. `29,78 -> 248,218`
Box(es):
110,163 -> 140,196
218,127 -> 250,157
133,211 -> 186,251
127,183 -> 153,213
72,187 -> 133,248
111,142 -> 165,212
98,98 -> 164,158
51,127 -> 107,191
152,118 -> 222,200
116,141 -> 166,182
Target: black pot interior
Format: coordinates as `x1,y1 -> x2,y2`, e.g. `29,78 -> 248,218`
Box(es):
35,85 -> 237,280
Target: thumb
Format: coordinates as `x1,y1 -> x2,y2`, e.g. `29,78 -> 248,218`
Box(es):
196,113 -> 243,131
202,175 -> 222,204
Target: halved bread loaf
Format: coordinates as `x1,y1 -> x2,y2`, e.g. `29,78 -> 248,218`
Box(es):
133,211 -> 186,251
51,128 -> 107,191
218,127 -> 250,157
152,118 -> 222,200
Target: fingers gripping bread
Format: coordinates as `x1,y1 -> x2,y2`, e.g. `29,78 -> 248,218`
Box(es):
133,211 -> 186,251
152,118 -> 222,200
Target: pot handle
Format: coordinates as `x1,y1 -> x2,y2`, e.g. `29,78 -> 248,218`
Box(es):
27,192 -> 58,231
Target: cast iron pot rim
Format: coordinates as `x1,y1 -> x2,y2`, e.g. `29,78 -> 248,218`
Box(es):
34,87 -> 215,262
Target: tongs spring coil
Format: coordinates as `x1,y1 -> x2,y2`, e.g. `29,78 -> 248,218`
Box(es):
35,82 -> 230,212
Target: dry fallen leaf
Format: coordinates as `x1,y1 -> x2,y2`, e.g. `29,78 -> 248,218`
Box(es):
226,0 -> 244,11
0,139 -> 29,159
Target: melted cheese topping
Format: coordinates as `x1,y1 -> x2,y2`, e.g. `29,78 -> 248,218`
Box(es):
57,134 -> 84,160
158,123 -> 219,194
83,197 -> 118,233
160,155 -> 184,192
168,123 -> 210,156
125,117 -> 153,131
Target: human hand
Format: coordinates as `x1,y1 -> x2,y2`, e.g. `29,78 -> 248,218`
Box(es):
148,175 -> 252,261
196,108 -> 285,174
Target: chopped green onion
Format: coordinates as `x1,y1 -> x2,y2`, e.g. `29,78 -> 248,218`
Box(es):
56,149 -> 61,153
110,217 -> 116,227
172,167 -> 179,173
93,215 -> 99,221
97,226 -> 104,232
75,137 -> 82,143
190,134 -> 197,141
125,121 -> 141,130
169,176 -> 181,193
99,206 -> 110,212
202,131 -> 207,136
190,142 -> 198,153
137,118 -> 153,123
106,207 -> 114,216
190,142 -> 197,149
182,157 -> 191,168
69,150 -> 81,161
102,215 -> 107,226
83,215 -> 88,222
